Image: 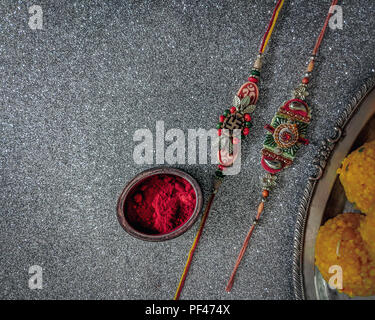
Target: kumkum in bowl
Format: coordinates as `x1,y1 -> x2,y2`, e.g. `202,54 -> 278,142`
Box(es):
117,167 -> 203,241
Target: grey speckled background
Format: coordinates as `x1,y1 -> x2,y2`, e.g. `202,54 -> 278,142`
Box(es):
1,0 -> 374,300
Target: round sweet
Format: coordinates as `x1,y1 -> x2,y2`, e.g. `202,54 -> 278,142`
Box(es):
315,213 -> 375,297
360,206 -> 375,261
337,140 -> 375,214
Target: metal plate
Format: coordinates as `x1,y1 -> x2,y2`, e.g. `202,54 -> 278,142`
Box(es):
293,75 -> 375,300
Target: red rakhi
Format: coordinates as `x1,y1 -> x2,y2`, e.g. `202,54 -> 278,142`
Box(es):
174,0 -> 286,300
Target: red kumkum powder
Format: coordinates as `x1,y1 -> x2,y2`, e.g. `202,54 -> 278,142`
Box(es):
126,174 -> 196,235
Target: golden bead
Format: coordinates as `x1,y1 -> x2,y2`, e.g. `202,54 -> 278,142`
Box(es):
253,57 -> 262,70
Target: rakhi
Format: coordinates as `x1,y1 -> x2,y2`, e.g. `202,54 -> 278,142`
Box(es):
174,0 -> 286,300
226,0 -> 339,292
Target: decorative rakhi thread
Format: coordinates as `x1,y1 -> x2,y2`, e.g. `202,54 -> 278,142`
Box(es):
226,0 -> 339,293
174,0 -> 286,300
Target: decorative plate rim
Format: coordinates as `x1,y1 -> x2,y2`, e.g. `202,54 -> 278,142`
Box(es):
292,74 -> 375,300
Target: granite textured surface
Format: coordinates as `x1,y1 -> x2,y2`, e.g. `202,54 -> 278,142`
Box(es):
1,0 -> 374,300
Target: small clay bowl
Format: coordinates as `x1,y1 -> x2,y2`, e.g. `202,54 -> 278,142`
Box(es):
117,167 -> 203,241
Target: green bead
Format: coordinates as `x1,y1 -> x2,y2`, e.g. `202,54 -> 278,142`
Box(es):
215,170 -> 224,177
246,122 -> 252,127
216,122 -> 223,129
251,69 -> 260,76
224,109 -> 230,116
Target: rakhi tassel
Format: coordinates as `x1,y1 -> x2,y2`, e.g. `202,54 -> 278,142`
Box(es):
226,189 -> 269,292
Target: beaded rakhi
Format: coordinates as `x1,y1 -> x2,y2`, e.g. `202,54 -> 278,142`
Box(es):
174,0 -> 286,300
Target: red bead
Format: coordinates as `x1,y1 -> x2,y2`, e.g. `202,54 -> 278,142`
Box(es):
232,137 -> 240,145
219,115 -> 225,122
244,113 -> 251,122
218,164 -> 224,171
248,77 -> 258,83
230,107 -> 237,113
217,129 -> 222,136
282,132 -> 292,141
302,77 -> 309,84
243,127 -> 250,135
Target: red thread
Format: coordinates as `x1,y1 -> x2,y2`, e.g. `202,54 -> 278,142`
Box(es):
310,0 -> 339,67
174,192 -> 217,300
259,0 -> 284,54
226,224 -> 256,292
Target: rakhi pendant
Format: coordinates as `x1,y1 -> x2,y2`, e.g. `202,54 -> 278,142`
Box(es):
226,0 -> 339,292
174,0 -> 286,300
215,61 -> 261,173
262,89 -> 311,174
